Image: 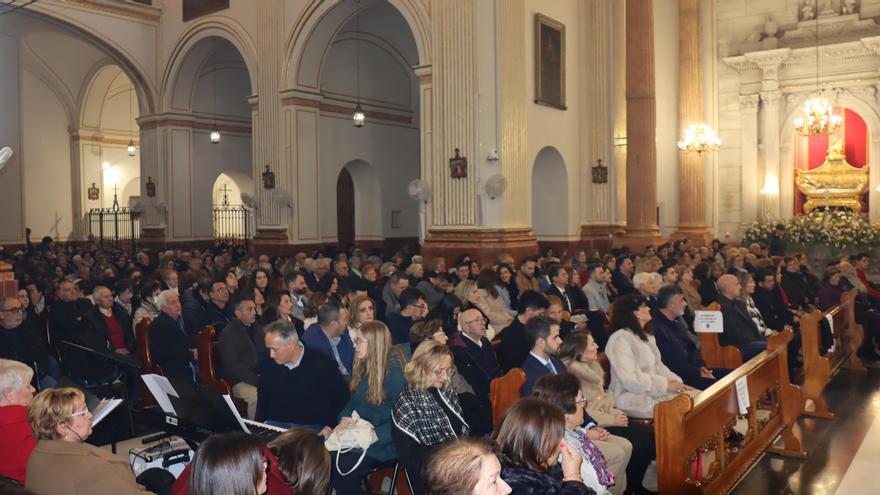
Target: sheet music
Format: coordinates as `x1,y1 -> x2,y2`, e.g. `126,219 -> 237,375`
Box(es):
141,374 -> 179,414
91,398 -> 123,427
222,394 -> 251,434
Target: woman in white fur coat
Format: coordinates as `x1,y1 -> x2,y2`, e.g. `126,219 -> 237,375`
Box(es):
604,294 -> 697,419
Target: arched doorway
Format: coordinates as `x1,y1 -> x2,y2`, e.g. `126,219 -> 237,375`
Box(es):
165,36 -> 253,240
286,0 -> 422,247
531,146 -> 570,239
337,168 -> 355,248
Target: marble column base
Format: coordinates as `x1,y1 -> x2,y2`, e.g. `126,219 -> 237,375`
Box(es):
421,227 -> 539,265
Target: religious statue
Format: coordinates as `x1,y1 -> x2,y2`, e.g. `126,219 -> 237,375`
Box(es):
842,0 -> 857,15
796,137 -> 869,213
801,0 -> 815,21
819,0 -> 838,17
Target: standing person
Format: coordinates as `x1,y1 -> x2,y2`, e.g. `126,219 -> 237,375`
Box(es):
768,223 -> 787,257
330,321 -> 407,494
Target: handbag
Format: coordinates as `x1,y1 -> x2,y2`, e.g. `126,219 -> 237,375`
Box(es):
324,411 -> 379,475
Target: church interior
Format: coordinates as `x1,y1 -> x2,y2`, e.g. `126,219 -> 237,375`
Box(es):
2,0 -> 880,494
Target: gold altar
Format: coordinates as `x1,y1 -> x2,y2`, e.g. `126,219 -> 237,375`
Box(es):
795,138 -> 869,213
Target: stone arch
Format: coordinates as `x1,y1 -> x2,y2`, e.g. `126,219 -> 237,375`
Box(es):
20,7 -> 157,113
160,19 -> 259,112
531,146 -> 570,239
283,0 -> 431,91
342,159 -> 383,240
779,90 -> 880,220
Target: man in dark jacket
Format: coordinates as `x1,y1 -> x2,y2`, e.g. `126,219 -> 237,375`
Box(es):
494,291 -> 549,373
780,257 -> 816,309
716,275 -> 766,362
652,286 -> 729,389
218,294 -> 264,419
257,320 -> 349,431
752,269 -> 794,330
194,278 -> 231,337
611,256 -> 636,298
149,290 -> 197,383
0,296 -> 53,386
768,224 -> 787,257
520,316 -> 566,397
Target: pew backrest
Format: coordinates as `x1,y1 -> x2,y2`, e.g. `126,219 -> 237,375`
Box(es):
196,325 -> 232,395
654,328 -> 804,494
490,368 -> 526,428
699,302 -> 744,369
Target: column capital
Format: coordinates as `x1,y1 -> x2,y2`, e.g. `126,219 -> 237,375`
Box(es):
759,90 -> 782,107
861,35 -> 880,55
744,48 -> 791,79
738,93 -> 760,112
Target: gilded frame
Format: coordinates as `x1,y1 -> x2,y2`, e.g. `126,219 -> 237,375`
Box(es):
534,13 -> 566,110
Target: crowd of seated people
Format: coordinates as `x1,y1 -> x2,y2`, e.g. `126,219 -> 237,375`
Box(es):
4,232 -> 880,494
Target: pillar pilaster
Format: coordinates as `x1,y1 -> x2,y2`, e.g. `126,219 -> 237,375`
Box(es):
739,94 -> 760,227
676,0 -> 710,242
621,0 -> 660,247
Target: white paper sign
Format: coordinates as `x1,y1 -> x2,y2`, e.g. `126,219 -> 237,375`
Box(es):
825,314 -> 835,336
734,376 -> 750,415
694,310 -> 723,333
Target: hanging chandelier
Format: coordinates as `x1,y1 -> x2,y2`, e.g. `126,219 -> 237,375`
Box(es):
127,81 -> 136,156
794,16 -> 840,136
210,38 -> 221,144
677,124 -> 721,156
352,0 -> 365,128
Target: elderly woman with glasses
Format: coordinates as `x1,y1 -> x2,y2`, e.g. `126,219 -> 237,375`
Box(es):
393,340 -> 470,495
0,359 -> 37,484
26,387 -> 152,494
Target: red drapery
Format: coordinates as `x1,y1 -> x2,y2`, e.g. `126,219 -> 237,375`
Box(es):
794,107 -> 870,214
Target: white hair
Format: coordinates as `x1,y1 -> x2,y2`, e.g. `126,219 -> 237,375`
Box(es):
154,289 -> 179,310
0,359 -> 33,401
632,271 -> 653,289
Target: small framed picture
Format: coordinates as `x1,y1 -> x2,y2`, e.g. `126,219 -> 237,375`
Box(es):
534,14 -> 566,110
450,148 -> 467,179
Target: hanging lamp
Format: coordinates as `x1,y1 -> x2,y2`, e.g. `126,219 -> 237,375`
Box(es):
352,0 -> 365,127
127,80 -> 136,156
211,38 -> 221,143
793,16 -> 841,135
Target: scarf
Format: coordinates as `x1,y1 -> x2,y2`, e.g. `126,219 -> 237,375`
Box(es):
566,427 -> 614,487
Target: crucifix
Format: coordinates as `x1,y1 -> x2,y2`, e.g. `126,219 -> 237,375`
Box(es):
219,183 -> 231,206
112,183 -> 120,209
50,212 -> 62,239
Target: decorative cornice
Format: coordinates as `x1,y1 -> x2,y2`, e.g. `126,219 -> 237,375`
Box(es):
744,48 -> 791,80
280,96 -> 413,125
72,133 -> 140,146
425,227 -> 536,245
61,0 -> 162,23
721,56 -> 755,74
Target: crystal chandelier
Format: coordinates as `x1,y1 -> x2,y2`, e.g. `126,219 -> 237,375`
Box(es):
677,124 -> 721,155
794,15 -> 840,136
793,96 -> 841,136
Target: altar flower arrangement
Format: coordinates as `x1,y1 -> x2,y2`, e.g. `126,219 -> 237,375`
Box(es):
742,210 -> 880,250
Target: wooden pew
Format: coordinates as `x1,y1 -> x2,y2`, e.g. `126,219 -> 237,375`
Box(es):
799,289 -> 866,418
699,302 -> 744,369
489,368 -> 526,428
134,318 -> 163,409
654,328 -> 804,495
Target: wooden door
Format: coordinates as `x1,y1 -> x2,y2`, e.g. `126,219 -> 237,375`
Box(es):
336,168 -> 355,247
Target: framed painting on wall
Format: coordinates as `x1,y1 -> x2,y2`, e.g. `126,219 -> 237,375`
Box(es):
534,13 -> 566,110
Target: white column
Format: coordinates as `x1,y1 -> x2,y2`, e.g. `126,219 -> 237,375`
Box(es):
759,90 -> 782,218
739,94 -> 760,226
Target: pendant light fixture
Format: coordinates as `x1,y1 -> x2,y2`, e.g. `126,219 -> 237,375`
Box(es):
793,16 -> 841,136
352,0 -> 365,128
127,81 -> 136,156
210,38 -> 221,143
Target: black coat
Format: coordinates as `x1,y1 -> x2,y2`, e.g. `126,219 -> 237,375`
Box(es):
82,304 -> 135,353
753,287 -> 792,330
149,312 -> 196,382
495,318 -> 530,373
717,295 -> 764,349
611,270 -> 635,298
500,463 -> 595,495
0,318 -> 50,377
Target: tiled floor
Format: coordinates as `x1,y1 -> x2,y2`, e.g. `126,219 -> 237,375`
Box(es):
733,367 -> 880,495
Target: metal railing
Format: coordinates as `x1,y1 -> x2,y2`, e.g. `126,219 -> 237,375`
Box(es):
87,202 -> 140,249
212,202 -> 253,247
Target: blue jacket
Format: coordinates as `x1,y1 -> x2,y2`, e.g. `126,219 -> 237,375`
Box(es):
301,323 -> 355,375
520,353 -> 567,397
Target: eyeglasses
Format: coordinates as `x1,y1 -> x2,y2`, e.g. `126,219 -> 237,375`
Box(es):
70,407 -> 91,418
574,397 -> 588,404
433,367 -> 455,378
464,317 -> 488,326
0,307 -> 24,313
